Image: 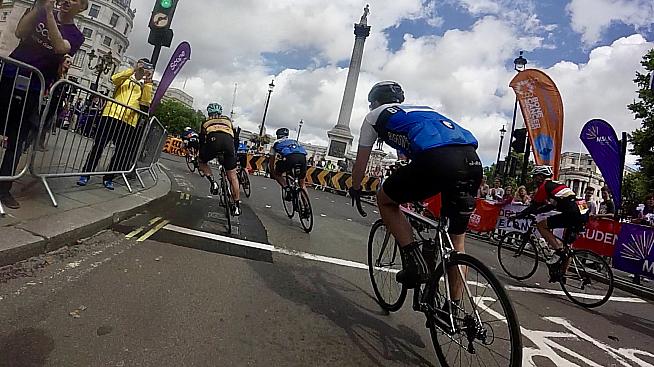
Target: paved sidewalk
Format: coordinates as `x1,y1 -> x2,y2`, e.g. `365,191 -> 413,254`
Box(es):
0,169 -> 170,267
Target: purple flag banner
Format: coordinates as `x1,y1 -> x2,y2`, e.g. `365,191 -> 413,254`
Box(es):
580,119 -> 622,210
149,41 -> 191,113
612,223 -> 654,279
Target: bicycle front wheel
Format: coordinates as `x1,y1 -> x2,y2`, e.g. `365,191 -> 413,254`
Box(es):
428,252 -> 522,367
367,219 -> 406,312
498,231 -> 539,280
186,152 -> 195,172
560,249 -> 613,308
297,189 -> 313,233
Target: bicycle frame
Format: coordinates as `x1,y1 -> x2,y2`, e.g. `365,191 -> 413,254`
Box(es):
401,207 -> 485,336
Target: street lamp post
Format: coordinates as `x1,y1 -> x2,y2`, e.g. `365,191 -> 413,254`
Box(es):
297,119 -> 304,141
87,50 -> 116,92
504,51 -> 528,179
495,125 -> 507,179
258,79 -> 275,148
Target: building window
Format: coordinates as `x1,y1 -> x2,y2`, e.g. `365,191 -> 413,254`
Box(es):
72,50 -> 86,67
124,23 -> 130,35
82,27 -> 93,38
110,13 -> 119,27
89,4 -> 100,18
103,36 -> 112,47
117,44 -> 123,54
1,11 -> 9,22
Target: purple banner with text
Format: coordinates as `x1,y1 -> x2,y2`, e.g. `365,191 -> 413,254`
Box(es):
612,223 -> 654,279
150,41 -> 191,113
580,119 -> 622,210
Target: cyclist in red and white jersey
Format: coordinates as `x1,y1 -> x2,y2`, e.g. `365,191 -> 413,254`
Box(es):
513,166 -> 588,271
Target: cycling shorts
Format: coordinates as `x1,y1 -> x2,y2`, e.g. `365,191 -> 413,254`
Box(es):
546,200 -> 586,230
275,153 -> 307,179
383,145 -> 482,235
200,132 -> 237,170
185,137 -> 199,151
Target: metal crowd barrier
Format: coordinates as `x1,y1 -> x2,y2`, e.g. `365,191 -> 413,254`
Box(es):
30,79 -> 151,207
134,116 -> 167,187
0,55 -> 46,215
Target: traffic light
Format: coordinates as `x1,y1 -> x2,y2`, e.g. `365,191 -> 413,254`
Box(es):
149,0 -> 178,30
510,128 -> 527,154
148,28 -> 174,48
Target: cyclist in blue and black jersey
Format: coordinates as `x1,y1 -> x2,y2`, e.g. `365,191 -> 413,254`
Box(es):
349,81 -> 482,292
181,126 -> 199,153
269,128 -> 308,200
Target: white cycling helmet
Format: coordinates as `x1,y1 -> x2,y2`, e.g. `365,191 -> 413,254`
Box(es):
531,165 -> 554,177
184,127 -> 192,131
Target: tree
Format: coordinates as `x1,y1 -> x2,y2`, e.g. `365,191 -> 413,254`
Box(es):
627,48 -> 654,193
152,99 -> 202,135
622,171 -> 649,217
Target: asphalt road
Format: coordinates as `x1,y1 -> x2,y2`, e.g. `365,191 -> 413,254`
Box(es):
1,153 -> 653,367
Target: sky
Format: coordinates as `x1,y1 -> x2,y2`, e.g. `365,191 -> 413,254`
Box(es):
125,0 -> 654,166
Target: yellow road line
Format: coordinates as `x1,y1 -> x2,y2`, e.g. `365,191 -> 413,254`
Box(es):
136,220 -> 171,242
125,217 -> 162,239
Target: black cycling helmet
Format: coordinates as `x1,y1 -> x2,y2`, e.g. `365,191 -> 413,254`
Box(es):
276,128 -> 290,139
368,81 -> 405,105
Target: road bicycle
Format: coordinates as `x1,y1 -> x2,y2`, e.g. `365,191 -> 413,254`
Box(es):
281,165 -> 313,233
352,196 -> 522,367
497,215 -> 613,308
210,155 -> 235,234
185,145 -> 200,174
237,165 -> 251,198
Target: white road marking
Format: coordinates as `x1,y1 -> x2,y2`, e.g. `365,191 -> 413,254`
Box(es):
163,224 -> 646,304
505,285 -> 646,303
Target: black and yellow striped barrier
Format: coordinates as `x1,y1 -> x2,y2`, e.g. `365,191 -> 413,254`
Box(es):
163,136 -> 186,157
246,155 -> 380,193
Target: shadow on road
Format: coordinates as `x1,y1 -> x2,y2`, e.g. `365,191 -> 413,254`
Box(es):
0,328 -> 55,367
250,260 -> 436,366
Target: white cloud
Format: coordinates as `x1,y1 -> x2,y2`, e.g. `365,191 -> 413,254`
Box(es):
125,1 -> 652,167
567,0 -> 654,45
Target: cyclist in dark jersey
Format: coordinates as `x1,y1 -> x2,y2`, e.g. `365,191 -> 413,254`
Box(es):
269,128 -> 308,200
513,166 -> 589,275
349,81 -> 482,291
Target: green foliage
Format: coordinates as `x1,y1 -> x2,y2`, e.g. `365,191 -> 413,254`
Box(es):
250,134 -> 272,145
152,99 -> 203,135
627,48 -> 654,193
622,171 -> 650,216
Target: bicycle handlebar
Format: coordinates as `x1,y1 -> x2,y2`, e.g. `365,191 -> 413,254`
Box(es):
349,188 -> 375,217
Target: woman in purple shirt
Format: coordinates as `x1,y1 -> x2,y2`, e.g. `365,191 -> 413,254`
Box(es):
0,0 -> 86,209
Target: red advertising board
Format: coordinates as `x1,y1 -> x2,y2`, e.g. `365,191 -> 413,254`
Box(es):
468,199 -> 502,233
572,218 -> 621,257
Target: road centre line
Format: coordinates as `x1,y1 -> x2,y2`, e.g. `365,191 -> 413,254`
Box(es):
163,224 -> 646,304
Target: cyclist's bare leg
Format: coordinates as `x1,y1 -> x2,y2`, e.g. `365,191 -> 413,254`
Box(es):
448,233 -> 467,302
376,188 -> 413,246
536,219 -> 563,250
199,161 -> 213,177
227,168 -> 240,202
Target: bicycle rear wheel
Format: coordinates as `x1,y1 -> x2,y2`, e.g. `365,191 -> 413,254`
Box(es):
497,231 -> 539,280
240,170 -> 251,198
297,189 -> 313,233
221,170 -> 232,234
186,152 -> 195,172
282,177 -> 295,218
560,249 -> 613,308
367,219 -> 407,312
428,252 -> 522,367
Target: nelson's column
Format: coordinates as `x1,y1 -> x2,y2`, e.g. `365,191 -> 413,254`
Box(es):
326,5 -> 371,162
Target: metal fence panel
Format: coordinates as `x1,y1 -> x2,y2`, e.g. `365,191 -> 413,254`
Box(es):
134,117 -> 167,186
30,79 -> 151,207
0,55 -> 46,215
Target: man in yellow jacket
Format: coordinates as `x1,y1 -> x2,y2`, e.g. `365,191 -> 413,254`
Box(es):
78,58 -> 153,190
